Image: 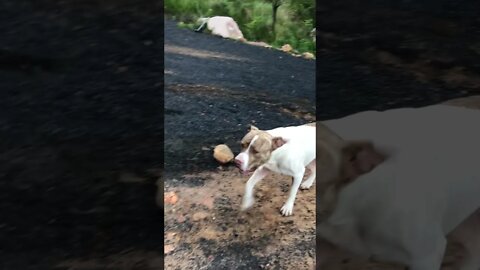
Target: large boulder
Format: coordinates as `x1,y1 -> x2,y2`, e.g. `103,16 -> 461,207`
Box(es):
198,16 -> 245,41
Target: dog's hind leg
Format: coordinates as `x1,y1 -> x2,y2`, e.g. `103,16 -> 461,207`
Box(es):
408,234 -> 446,270
281,167 -> 305,216
241,167 -> 269,211
450,209 -> 480,270
301,159 -> 316,190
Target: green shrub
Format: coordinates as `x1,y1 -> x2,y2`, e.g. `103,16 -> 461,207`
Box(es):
165,0 -> 316,54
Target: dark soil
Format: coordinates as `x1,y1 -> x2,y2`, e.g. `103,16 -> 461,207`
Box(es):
1,1 -> 163,269
164,19 -> 316,270
164,20 -> 316,176
317,1 -> 480,120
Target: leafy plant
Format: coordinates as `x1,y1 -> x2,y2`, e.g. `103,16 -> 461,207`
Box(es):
164,0 -> 316,54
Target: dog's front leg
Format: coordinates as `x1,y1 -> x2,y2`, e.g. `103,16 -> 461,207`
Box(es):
241,167 -> 269,211
301,159 -> 316,190
281,167 -> 305,216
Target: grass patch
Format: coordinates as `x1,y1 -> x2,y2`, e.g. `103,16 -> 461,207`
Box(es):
164,0 -> 315,54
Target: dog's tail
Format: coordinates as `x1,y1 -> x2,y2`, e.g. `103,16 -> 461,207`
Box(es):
194,17 -> 210,33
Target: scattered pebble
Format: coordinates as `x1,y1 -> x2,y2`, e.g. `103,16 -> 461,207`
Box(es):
192,211 -> 209,221
281,44 -> 293,52
164,244 -> 175,254
164,191 -> 178,205
302,52 -> 315,59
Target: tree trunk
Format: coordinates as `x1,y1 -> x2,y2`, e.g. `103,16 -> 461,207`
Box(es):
272,1 -> 281,37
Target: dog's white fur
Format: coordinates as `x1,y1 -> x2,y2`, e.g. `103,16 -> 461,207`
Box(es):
196,16 -> 245,41
318,105 -> 480,270
235,125 -> 316,216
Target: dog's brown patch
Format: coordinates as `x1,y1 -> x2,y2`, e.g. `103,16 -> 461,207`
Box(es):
314,121 -> 392,220
238,126 -> 286,172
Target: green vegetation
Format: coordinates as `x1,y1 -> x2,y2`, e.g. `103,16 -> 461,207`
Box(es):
165,0 -> 315,54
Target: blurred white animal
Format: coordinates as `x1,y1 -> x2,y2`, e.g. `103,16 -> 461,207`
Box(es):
195,16 -> 245,41
317,105 -> 480,270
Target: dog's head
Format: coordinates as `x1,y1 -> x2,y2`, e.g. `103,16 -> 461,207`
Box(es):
316,123 -> 390,220
234,125 -> 286,175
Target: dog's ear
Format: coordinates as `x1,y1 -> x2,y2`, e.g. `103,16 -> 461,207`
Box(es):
250,125 -> 259,131
340,140 -> 389,182
271,137 -> 286,150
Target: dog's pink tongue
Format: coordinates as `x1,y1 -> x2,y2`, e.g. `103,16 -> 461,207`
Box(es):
240,169 -> 251,176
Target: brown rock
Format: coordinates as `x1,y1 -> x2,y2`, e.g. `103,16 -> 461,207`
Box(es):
213,144 -> 234,164
281,44 -> 293,52
302,52 -> 315,59
192,211 -> 209,221
164,191 -> 178,205
176,214 -> 186,223
164,244 -> 175,254
201,197 -> 215,209
165,231 -> 177,241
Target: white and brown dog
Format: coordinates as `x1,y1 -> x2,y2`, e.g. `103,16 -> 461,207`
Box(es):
234,123 -> 316,216
317,105 -> 480,270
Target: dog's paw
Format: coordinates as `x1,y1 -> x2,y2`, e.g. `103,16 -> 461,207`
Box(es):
241,196 -> 254,211
300,182 -> 313,190
280,203 -> 294,216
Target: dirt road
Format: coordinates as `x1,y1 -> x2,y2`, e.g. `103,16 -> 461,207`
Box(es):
164,18 -> 316,269
165,1 -> 480,269
2,0 -> 480,269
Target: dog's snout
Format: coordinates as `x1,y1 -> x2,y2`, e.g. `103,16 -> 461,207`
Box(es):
234,158 -> 242,166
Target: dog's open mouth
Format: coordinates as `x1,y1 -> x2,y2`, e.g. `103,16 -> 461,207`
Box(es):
239,169 -> 254,176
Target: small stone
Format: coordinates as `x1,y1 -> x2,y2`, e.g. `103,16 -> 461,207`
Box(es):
201,197 -> 215,209
302,52 -> 315,59
281,44 -> 293,52
165,231 -> 177,241
213,144 -> 234,164
192,211 -> 209,221
164,191 -> 178,205
164,244 -> 175,254
176,214 -> 186,223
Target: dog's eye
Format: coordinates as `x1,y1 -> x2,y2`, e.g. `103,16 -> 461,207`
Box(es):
251,148 -> 258,154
